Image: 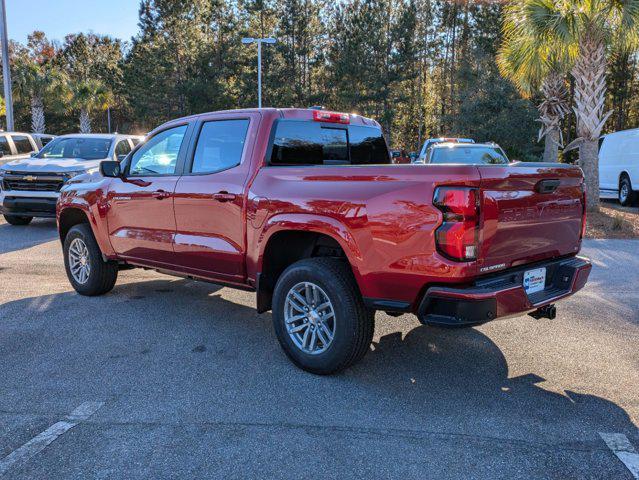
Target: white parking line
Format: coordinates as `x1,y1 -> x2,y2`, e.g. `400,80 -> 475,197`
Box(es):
0,401 -> 104,476
599,432 -> 639,479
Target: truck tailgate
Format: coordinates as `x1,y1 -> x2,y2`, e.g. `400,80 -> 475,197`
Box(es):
477,163 -> 585,272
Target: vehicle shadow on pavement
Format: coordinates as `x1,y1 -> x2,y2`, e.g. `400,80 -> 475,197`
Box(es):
1,276 -> 636,470
0,219 -> 58,255
353,325 -> 638,440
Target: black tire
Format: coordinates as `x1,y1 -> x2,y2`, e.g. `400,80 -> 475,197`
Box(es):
3,214 -> 33,226
63,223 -> 118,296
619,175 -> 636,207
272,257 -> 375,375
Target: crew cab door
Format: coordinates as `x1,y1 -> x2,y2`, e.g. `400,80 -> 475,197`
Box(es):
105,124 -> 191,266
172,113 -> 259,283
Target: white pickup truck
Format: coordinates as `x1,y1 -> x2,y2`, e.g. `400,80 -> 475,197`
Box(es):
0,133 -> 142,225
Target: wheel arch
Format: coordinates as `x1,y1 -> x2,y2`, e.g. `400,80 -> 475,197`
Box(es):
255,218 -> 364,313
619,171 -> 631,184
58,204 -> 115,258
58,207 -> 91,244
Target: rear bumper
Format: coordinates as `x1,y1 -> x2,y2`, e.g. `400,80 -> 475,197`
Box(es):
1,196 -> 58,218
416,256 -> 592,326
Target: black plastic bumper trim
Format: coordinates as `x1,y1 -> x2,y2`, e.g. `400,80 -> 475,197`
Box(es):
1,196 -> 58,218
363,298 -> 412,313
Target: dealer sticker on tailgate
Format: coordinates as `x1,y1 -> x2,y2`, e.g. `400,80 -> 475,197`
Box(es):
524,267 -> 546,295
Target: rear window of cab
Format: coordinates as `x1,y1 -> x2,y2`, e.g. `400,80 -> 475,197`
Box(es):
269,120 -> 390,166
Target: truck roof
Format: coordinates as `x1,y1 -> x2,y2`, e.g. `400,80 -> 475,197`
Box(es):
153,108 -> 381,135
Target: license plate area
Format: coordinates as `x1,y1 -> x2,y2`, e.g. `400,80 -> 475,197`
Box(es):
524,267 -> 546,295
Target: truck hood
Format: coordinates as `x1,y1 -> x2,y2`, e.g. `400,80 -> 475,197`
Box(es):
0,157 -> 106,173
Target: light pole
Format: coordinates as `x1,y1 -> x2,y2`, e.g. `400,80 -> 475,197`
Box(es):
0,0 -> 13,131
242,37 -> 276,109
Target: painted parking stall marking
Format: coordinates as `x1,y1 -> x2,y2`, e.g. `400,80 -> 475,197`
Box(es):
0,401 -> 104,476
599,432 -> 639,479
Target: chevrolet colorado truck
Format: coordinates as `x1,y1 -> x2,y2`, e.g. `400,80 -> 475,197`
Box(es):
56,108 -> 592,374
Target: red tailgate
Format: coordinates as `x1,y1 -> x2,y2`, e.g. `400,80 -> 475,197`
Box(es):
477,164 -> 585,273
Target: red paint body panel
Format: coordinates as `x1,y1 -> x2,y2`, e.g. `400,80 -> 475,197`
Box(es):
247,164 -> 483,304
478,165 -> 584,270
57,108 -> 591,320
105,176 -> 178,265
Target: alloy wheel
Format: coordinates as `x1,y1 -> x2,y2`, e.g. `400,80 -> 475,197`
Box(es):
284,282 -> 336,355
68,238 -> 91,284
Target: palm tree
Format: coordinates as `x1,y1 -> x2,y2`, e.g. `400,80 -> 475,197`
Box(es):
498,26 -> 571,163
69,79 -> 114,134
501,0 -> 639,210
13,60 -> 62,134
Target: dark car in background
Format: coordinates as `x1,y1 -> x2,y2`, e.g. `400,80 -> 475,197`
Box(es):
390,149 -> 410,164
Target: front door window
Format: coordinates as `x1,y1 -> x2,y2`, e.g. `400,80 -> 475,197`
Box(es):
128,126 -> 187,176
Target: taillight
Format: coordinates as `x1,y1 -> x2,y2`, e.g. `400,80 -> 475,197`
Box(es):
433,186 -> 480,261
580,182 -> 587,239
313,110 -> 350,124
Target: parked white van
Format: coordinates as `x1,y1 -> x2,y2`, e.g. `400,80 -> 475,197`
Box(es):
599,128 -> 639,206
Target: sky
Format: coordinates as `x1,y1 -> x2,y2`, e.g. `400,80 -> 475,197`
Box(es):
6,0 -> 140,45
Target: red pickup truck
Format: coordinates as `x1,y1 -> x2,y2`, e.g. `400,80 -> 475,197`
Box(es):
57,108 -> 592,374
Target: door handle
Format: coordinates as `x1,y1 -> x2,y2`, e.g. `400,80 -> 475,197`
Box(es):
152,189 -> 171,200
213,192 -> 237,202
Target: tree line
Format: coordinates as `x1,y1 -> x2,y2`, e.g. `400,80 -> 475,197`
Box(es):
3,0 -> 639,170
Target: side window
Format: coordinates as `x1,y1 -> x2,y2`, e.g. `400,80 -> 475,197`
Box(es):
115,140 -> 132,161
11,135 -> 34,154
128,125 -> 187,176
0,136 -> 10,155
270,121 -> 348,166
191,119 -> 250,174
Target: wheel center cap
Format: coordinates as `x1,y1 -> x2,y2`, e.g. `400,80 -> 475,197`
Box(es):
309,310 -> 320,324
80,256 -> 87,266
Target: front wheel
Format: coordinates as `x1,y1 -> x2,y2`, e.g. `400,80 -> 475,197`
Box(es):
3,214 -> 33,226
619,176 -> 636,207
63,224 -> 118,296
272,258 -> 374,375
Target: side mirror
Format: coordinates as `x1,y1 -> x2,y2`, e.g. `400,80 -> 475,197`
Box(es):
100,161 -> 121,178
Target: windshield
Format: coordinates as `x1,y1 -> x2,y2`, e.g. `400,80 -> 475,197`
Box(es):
36,137 -> 112,161
430,146 -> 508,165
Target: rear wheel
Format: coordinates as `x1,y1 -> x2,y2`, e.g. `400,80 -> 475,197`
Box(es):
3,214 -> 33,226
619,175 -> 636,206
272,258 -> 374,375
63,224 -> 118,296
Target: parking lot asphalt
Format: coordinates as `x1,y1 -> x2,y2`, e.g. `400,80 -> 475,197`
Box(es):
0,217 -> 638,479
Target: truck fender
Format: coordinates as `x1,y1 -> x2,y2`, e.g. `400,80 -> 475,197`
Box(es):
253,214 -> 364,313
57,194 -> 115,258
258,213 -> 363,267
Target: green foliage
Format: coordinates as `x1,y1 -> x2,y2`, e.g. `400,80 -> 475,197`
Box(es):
3,0 -> 638,158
